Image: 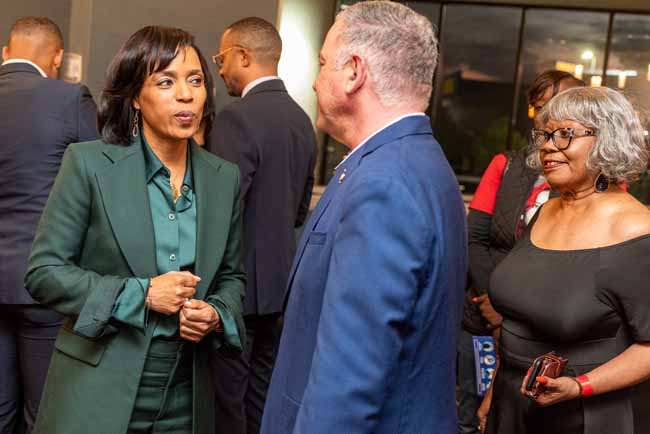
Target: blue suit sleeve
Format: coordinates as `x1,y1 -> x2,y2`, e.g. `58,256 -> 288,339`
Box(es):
293,176 -> 433,434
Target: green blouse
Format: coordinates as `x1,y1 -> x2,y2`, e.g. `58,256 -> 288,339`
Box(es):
111,135 -> 237,340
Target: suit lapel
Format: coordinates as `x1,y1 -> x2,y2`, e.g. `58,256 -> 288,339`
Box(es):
282,156 -> 352,307
95,143 -> 157,278
283,115 -> 434,308
191,144 -> 226,300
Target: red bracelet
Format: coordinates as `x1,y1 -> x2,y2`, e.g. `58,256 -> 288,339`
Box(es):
575,375 -> 593,397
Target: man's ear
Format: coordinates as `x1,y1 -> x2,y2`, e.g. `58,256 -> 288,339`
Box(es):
2,46 -> 9,62
240,48 -> 251,68
344,54 -> 367,95
53,48 -> 64,69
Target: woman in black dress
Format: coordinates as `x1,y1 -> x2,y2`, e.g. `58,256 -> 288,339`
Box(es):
483,86 -> 650,434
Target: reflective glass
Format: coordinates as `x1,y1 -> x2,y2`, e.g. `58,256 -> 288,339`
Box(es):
432,4 -> 522,193
512,9 -> 609,148
605,14 -> 650,203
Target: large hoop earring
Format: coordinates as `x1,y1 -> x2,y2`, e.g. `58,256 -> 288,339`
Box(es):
132,110 -> 140,138
595,173 -> 609,193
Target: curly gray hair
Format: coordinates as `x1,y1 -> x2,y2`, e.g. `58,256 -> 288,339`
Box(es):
527,86 -> 649,183
334,1 -> 437,109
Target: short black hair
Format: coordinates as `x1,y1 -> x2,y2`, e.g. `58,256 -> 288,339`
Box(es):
527,70 -> 585,106
226,17 -> 282,66
98,26 -> 215,146
9,16 -> 63,49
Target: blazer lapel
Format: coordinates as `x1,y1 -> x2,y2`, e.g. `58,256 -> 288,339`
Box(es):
282,155 -> 353,307
283,115 -> 433,308
95,143 -> 157,278
191,144 -> 227,300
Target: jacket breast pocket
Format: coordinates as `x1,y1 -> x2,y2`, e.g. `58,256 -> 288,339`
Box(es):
55,326 -> 106,367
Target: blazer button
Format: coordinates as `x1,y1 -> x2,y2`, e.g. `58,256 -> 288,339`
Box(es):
169,254 -> 177,261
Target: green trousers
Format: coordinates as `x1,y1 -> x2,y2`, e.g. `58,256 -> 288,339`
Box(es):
127,340 -> 193,434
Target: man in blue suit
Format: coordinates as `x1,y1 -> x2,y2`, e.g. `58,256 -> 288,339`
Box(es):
261,2 -> 467,434
0,16 -> 98,434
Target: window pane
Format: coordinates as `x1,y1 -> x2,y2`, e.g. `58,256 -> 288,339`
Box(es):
404,2 -> 441,27
432,5 -> 522,193
512,9 -> 609,148
605,13 -> 650,103
606,14 -> 650,203
322,137 -> 348,185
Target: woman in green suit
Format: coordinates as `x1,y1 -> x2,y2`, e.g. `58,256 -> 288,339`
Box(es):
25,26 -> 246,434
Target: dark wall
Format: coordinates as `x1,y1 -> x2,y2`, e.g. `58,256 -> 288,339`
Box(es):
75,0 -> 278,112
0,0 -> 278,111
0,0 -> 72,48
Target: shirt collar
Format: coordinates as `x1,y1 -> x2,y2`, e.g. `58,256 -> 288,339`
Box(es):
2,59 -> 48,78
241,76 -> 280,98
141,134 -> 194,190
335,112 -> 427,169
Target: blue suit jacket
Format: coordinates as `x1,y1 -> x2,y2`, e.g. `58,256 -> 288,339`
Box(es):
0,62 -> 98,304
261,116 -> 467,434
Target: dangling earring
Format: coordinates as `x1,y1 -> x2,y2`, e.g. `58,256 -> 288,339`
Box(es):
594,173 -> 610,192
132,110 -> 140,137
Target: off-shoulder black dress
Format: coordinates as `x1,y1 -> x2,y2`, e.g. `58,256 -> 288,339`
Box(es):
486,216 -> 650,434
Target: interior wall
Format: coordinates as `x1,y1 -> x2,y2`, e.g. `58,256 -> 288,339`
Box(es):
0,0 -> 72,49
277,0 -> 336,126
68,0 -> 279,112
277,0 -> 336,183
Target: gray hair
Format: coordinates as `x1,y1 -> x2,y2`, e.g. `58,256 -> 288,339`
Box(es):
527,86 -> 649,183
335,1 -> 437,108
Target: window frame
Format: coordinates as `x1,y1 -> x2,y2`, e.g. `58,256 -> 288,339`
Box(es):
322,0 -> 650,186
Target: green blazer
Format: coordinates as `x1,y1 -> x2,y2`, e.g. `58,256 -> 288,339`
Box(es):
25,139 -> 246,434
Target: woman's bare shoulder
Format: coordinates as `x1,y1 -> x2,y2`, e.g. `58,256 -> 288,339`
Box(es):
609,194 -> 650,241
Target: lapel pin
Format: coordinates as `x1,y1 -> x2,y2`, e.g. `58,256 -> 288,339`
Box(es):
338,169 -> 347,184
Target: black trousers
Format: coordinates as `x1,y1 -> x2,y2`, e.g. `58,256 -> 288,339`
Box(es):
0,305 -> 62,434
212,313 -> 281,434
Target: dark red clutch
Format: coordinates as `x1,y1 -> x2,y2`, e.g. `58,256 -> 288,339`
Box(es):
525,351 -> 568,397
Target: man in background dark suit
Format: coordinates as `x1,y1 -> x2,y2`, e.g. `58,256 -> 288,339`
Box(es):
207,17 -> 316,434
0,16 -> 98,434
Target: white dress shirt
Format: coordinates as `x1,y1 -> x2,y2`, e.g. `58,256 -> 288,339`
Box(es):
241,76 -> 281,98
2,59 -> 48,78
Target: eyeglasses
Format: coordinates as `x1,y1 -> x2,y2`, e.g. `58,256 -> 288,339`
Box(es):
530,127 -> 597,150
211,45 -> 244,67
